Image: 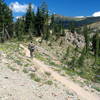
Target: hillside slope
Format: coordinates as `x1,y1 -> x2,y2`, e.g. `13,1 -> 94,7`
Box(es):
0,42 -> 79,100
0,42 -> 99,100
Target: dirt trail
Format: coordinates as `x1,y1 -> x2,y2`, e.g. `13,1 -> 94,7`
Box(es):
20,44 -> 100,100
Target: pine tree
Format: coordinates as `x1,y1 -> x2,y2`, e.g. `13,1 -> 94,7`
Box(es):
95,33 -> 100,62
15,17 -> 25,40
0,0 -> 13,42
92,32 -> 100,64
83,26 -> 90,54
77,47 -> 86,67
36,1 -> 49,40
50,14 -> 55,29
5,6 -> 13,38
92,32 -> 100,56
25,3 -> 35,37
41,1 -> 49,40
68,22 -> 76,33
50,14 -> 55,37
35,7 -> 44,36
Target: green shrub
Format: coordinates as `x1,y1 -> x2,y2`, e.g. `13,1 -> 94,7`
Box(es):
45,80 -> 53,85
45,72 -> 51,76
29,73 -> 41,82
23,68 -> 28,73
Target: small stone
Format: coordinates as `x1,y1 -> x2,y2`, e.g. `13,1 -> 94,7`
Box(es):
4,76 -> 8,79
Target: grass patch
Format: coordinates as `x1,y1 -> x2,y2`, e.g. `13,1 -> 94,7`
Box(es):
15,59 -> 23,66
29,73 -> 41,82
26,58 -> 32,62
91,85 -> 100,92
45,80 -> 53,85
45,72 -> 51,76
24,63 -> 30,67
62,66 -> 76,76
53,68 -> 62,72
35,53 -> 47,61
30,73 -> 36,79
8,65 -> 17,71
48,61 -> 56,66
34,77 -> 41,82
23,68 -> 28,73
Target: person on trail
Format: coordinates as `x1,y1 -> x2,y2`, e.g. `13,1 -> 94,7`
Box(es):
28,42 -> 35,58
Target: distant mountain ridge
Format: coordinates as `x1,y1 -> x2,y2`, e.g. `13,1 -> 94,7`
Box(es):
54,14 -> 100,27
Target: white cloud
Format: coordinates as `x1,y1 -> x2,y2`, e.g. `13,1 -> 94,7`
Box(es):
16,16 -> 22,19
92,11 -> 100,17
74,16 -> 85,18
9,2 -> 36,13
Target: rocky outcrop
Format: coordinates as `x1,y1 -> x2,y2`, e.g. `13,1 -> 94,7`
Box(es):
65,30 -> 85,48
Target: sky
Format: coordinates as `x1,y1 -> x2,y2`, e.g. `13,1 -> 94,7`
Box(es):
5,0 -> 100,19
